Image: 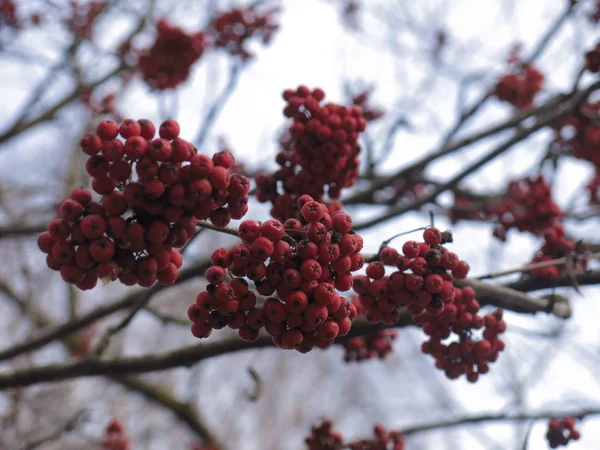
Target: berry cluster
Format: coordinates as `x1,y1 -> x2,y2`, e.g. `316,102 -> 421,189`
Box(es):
256,86 -> 366,221
553,101 -> 600,167
494,64 -> 544,109
209,6 -> 279,60
546,417 -> 581,448
419,291 -> 506,382
353,228 -> 469,325
343,328 -> 398,362
188,196 -> 363,352
102,419 -> 129,450
343,296 -> 398,362
585,42 -> 600,72
38,119 -> 249,289
139,19 -> 206,90
528,222 -> 586,280
355,228 -> 505,381
490,175 -> 562,241
305,420 -> 405,450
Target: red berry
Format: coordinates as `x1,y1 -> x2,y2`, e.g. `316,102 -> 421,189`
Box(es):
159,119 -> 180,140
96,119 -> 119,140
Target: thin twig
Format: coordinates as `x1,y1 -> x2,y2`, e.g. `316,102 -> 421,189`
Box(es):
400,407 -> 600,437
476,252 -> 600,280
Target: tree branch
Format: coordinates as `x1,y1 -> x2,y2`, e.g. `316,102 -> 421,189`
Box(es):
401,407 -> 600,437
0,256 -> 211,363
352,80 -> 600,230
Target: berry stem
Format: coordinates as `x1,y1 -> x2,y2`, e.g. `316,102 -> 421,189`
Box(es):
196,220 -> 240,237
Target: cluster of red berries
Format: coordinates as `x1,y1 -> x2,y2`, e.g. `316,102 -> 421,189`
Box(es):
102,419 -> 129,450
188,196 -> 364,352
305,420 -> 405,450
546,417 -> 581,448
209,6 -> 279,60
585,42 -> 600,72
528,222 -> 585,279
490,175 -> 562,241
256,86 -> 367,221
139,19 -> 206,90
343,296 -> 398,362
419,291 -> 506,382
494,64 -> 544,109
353,228 -> 469,325
355,228 -> 505,381
553,101 -> 600,167
343,328 -> 398,362
38,118 -> 249,289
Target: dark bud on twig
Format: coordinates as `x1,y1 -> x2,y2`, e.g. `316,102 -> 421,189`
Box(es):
441,230 -> 453,244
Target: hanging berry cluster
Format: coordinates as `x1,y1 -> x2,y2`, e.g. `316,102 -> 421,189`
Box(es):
139,19 -> 206,90
528,223 -> 587,280
187,196 -> 363,352
305,420 -> 405,450
38,119 -> 250,290
343,296 -> 398,362
256,86 -> 367,221
343,328 -> 398,362
209,6 -> 279,60
419,290 -> 506,382
493,64 -> 544,109
102,419 -> 129,450
552,101 -> 600,167
353,228 -> 469,325
546,417 -> 581,448
490,174 -> 562,241
354,228 -> 505,381
585,42 -> 600,72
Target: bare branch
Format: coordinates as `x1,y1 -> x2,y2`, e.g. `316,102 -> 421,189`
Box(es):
352,80 -> 600,230
0,256 -> 211,363
401,407 -> 600,437
22,409 -> 87,450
